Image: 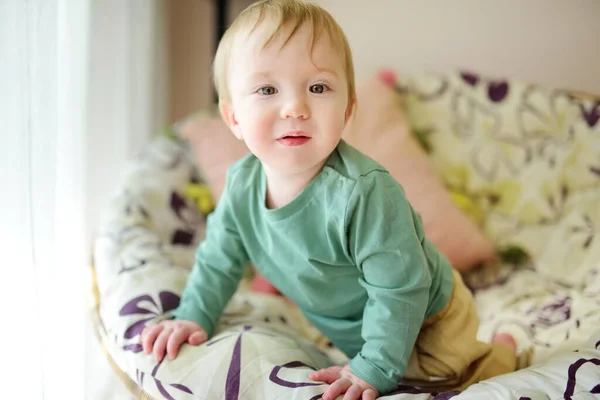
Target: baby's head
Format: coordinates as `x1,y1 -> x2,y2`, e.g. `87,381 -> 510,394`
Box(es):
214,0 -> 356,176
214,0 -> 355,106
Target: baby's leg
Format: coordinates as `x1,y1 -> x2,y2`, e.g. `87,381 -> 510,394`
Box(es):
403,270 -> 519,391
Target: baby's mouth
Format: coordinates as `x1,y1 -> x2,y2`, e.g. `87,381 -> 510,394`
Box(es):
280,130 -> 309,138
276,133 -> 311,147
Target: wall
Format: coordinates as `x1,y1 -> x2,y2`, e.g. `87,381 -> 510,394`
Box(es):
314,0 -> 600,94
167,0 -> 254,122
168,0 -> 599,121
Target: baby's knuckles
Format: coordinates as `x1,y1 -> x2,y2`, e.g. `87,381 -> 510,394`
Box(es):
341,366 -> 377,393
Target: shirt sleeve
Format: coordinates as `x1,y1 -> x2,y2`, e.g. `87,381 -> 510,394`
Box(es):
345,171 -> 431,394
173,170 -> 249,337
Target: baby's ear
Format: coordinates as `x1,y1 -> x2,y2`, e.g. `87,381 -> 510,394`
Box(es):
219,102 -> 242,140
344,99 -> 356,124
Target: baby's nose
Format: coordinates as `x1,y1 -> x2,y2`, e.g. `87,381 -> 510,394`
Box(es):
281,97 -> 310,120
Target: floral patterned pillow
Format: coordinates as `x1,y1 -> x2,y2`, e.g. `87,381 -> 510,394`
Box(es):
398,71 -> 600,286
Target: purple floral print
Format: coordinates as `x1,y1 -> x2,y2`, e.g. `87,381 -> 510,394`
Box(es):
119,291 -> 181,353
135,360 -> 194,399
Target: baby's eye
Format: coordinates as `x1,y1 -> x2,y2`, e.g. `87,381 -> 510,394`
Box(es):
309,84 -> 328,94
258,86 -> 277,95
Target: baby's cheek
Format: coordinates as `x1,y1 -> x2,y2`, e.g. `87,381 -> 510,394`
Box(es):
251,117 -> 277,138
248,104 -> 276,124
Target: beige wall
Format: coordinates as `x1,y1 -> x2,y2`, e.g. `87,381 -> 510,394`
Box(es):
167,0 -> 213,122
314,0 -> 600,94
167,0 -> 599,122
167,0 -> 253,122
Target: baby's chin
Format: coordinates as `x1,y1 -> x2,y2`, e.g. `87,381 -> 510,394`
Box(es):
261,154 -> 329,177
257,139 -> 340,173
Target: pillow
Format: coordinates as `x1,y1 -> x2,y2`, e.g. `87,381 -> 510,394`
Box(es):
177,111 -> 249,201
342,75 -> 495,270
398,70 -> 600,285
178,77 -> 496,270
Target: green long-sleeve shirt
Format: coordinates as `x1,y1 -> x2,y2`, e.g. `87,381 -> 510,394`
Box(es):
175,140 -> 454,394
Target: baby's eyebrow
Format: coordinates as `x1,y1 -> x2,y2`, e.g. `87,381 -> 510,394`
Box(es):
248,71 -> 273,80
316,68 -> 339,78
246,68 -> 340,81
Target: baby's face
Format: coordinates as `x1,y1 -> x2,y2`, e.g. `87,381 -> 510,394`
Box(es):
223,22 -> 352,176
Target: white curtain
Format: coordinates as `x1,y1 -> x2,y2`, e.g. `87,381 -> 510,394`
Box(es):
86,0 -> 167,235
0,1 -> 167,398
85,1 -> 167,398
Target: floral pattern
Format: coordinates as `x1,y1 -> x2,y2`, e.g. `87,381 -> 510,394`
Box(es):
91,113 -> 600,399
135,362 -> 194,399
119,291 -> 180,353
400,71 -> 600,287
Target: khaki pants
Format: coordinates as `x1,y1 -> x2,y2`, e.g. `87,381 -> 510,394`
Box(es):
403,270 -> 517,390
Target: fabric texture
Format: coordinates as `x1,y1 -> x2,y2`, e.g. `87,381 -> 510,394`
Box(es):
175,139 -> 455,394
399,70 -> 600,287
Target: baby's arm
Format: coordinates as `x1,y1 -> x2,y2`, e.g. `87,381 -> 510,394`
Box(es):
140,171 -> 249,360
175,172 -> 249,336
347,172 -> 431,395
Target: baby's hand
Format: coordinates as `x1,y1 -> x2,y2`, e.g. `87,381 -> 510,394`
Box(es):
309,365 -> 378,400
140,320 -> 207,362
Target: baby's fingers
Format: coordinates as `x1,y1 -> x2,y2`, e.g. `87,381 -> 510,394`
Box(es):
153,327 -> 173,362
342,384 -> 363,400
309,366 -> 342,384
188,330 -> 207,346
166,329 -> 189,360
141,324 -> 164,355
323,378 -> 352,400
362,388 -> 377,400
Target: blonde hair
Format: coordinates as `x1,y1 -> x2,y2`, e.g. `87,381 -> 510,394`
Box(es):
213,0 -> 355,106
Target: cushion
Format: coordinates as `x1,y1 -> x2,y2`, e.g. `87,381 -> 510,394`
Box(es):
398,70 -> 600,286
91,134 -> 600,400
177,76 -> 497,270
177,111 -> 249,201
343,75 -> 495,269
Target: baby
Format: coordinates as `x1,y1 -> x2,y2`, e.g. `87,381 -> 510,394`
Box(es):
141,1 -> 518,398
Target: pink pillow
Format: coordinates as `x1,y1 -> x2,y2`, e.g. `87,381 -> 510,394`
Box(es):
178,112 -> 250,201
343,75 -> 495,270
178,76 -> 496,270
